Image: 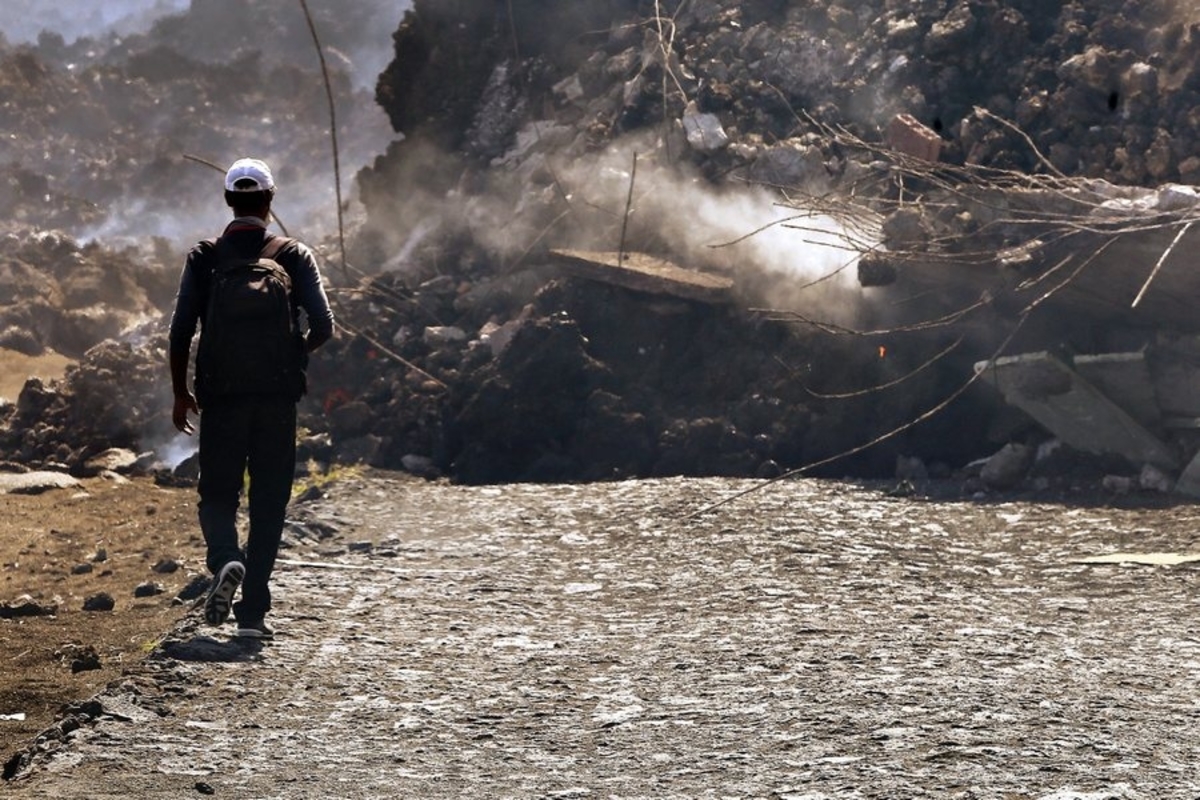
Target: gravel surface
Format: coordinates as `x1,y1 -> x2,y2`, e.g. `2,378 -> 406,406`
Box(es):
6,471 -> 1200,799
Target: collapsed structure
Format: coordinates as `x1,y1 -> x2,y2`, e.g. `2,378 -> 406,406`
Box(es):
4,0 -> 1200,495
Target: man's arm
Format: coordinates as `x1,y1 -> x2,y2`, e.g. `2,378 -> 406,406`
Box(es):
169,346 -> 199,434
168,246 -> 206,434
289,241 -> 335,351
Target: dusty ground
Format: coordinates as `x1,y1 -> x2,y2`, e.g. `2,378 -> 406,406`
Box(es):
3,470 -> 1200,797
0,474 -> 201,773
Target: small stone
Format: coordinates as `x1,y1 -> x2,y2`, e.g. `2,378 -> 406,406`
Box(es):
71,563 -> 94,575
90,548 -> 108,563
175,574 -> 210,602
82,593 -> 114,612
294,484 -> 323,503
195,781 -> 216,795
134,582 -> 164,598
70,647 -> 101,673
152,558 -> 179,574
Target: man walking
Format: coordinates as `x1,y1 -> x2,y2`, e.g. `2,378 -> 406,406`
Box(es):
168,157 -> 334,638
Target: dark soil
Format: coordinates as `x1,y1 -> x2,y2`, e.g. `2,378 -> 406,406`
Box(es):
0,477 -> 201,773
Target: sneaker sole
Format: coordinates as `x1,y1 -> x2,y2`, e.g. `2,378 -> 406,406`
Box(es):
234,627 -> 274,640
204,562 -> 245,625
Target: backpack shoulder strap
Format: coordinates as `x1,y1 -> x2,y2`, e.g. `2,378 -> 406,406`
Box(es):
260,234 -> 294,261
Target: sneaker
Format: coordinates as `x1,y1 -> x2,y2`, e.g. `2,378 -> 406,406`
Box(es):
203,561 -> 245,625
234,619 -> 274,639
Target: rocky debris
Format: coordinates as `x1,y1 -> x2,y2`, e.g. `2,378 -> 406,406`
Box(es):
55,644 -> 102,674
551,249 -> 736,304
0,333 -> 184,477
173,575 -> 210,603
81,593 -> 114,612
885,113 -> 943,162
75,449 -> 140,479
158,632 -> 261,664
0,595 -> 57,619
0,231 -> 175,359
979,442 -> 1035,490
350,0 -> 1200,488
3,1 -> 1200,494
0,471 -> 80,495
133,582 -> 164,598
0,0 -> 391,242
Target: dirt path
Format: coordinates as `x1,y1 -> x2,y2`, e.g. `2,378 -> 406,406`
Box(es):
6,471 -> 1200,798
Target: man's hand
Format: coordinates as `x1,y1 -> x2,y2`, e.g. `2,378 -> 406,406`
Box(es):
172,393 -> 200,435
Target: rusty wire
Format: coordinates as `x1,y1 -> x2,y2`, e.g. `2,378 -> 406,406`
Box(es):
298,0 -> 347,284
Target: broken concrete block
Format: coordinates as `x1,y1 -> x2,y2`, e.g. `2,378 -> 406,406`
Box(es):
885,113 -> 941,162
975,351 -> 1178,472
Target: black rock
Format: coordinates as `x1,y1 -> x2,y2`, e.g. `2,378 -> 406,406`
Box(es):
175,574 -> 211,602
70,647 -> 101,673
82,592 -> 115,612
152,558 -> 180,574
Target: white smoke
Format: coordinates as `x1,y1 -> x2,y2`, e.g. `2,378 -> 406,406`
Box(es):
463,133 -> 877,327
0,0 -> 189,44
2,1 -> 410,248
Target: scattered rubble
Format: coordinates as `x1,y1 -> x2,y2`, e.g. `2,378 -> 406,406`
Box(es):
3,1 -> 1200,498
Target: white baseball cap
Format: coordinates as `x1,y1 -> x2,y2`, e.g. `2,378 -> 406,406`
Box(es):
224,158 -> 275,192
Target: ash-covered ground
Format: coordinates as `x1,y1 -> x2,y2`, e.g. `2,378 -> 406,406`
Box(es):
5,3 -> 1200,796
9,471 -> 1200,798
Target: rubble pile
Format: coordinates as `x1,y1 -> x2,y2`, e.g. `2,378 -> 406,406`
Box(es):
3,0 -> 1199,491
0,231 -> 174,358
0,0 -> 391,240
345,0 -> 1200,486
0,334 -> 172,470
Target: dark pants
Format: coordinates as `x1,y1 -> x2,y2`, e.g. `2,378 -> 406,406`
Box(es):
197,395 -> 297,623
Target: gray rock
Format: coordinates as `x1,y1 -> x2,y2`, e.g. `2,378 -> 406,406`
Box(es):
401,454 -> 439,479
175,574 -> 210,602
78,448 -> 139,477
422,326 -> 468,346
681,106 -> 729,154
329,401 -> 375,440
980,443 -> 1034,490
0,471 -> 79,495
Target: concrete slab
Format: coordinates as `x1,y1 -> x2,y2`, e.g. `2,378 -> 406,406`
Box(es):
1073,352 -> 1162,430
550,249 -> 735,304
1173,450 -> 1200,497
975,351 -> 1178,471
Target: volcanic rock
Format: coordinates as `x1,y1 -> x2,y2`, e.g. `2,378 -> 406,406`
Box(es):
81,593 -> 115,612
0,595 -> 57,619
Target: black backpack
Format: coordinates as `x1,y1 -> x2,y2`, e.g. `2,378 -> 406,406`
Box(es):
195,234 -> 306,403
